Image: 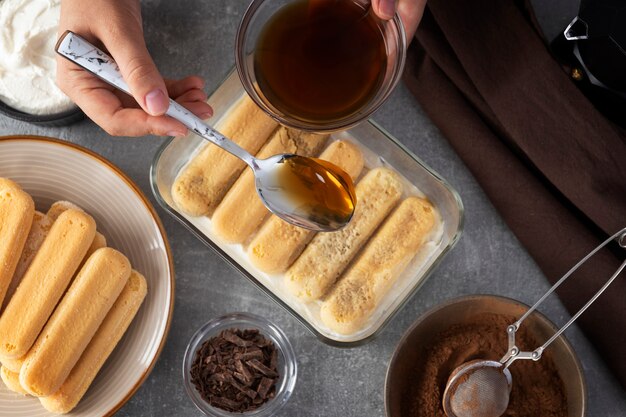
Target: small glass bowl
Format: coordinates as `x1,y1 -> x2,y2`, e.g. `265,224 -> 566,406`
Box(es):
182,313 -> 298,417
235,0 -> 407,132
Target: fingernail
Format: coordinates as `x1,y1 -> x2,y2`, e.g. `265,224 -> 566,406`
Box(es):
200,111 -> 213,120
380,0 -> 396,19
145,89 -> 169,116
167,130 -> 187,137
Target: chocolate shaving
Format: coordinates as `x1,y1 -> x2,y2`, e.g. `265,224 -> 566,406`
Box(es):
257,377 -> 275,399
230,378 -> 258,399
190,328 -> 280,413
241,348 -> 264,361
223,331 -> 254,347
246,359 -> 279,377
269,348 -> 278,370
235,360 -> 254,384
211,396 -> 240,411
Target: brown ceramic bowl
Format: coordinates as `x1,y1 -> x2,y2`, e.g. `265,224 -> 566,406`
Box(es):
385,295 -> 586,417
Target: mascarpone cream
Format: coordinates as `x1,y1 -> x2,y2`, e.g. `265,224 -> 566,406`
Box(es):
0,0 -> 75,115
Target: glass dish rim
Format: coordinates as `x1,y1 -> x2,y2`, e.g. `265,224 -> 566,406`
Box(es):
234,0 -> 408,132
150,70 -> 465,346
182,312 -> 298,417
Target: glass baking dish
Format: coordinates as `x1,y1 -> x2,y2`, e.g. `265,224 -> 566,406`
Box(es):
150,70 -> 464,346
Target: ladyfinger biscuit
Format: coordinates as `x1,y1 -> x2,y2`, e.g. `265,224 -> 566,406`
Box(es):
212,128 -> 328,243
10,211 -> 51,281
1,355 -> 24,373
2,211 -> 52,311
172,96 -> 279,216
1,366 -> 27,395
47,201 -> 106,269
0,209 -> 96,359
0,177 -> 21,191
286,167 -> 403,301
40,270 -> 147,414
20,247 -> 131,397
46,200 -> 83,221
321,197 -> 436,334
0,185 -> 35,307
247,140 -> 364,274
3,202 -> 105,312
81,232 -> 107,268
2,233 -> 112,378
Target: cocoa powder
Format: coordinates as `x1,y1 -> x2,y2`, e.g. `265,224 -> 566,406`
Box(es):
404,313 -> 568,417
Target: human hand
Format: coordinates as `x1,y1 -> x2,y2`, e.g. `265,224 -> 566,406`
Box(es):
372,0 -> 427,40
57,0 -> 212,137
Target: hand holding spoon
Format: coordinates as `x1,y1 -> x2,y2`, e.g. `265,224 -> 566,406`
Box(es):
55,31 -> 356,231
443,227 -> 626,417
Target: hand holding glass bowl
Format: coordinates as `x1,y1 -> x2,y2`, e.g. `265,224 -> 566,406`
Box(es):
236,0 -> 409,132
51,0 -> 422,137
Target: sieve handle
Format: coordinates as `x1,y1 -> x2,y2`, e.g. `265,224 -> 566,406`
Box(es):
501,227 -> 626,367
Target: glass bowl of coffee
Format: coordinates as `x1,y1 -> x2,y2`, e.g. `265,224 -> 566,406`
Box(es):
236,0 -> 407,132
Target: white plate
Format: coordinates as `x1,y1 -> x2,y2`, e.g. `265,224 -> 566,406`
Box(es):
0,136 -> 174,416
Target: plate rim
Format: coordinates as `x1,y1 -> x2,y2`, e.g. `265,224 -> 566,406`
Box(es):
0,134 -> 175,416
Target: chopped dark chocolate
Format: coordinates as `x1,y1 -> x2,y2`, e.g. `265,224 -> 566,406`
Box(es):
235,360 -> 254,383
257,377 -> 275,399
269,348 -> 278,371
223,330 -> 254,347
241,348 -> 264,361
190,328 -> 280,413
246,359 -> 279,378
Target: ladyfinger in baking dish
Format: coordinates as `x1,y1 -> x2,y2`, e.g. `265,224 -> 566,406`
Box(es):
321,197 -> 436,334
247,140 -> 364,274
285,167 -> 403,301
172,96 -> 278,216
212,127 -> 328,243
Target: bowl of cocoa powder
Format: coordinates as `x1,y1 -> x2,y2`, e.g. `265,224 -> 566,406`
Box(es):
385,295 -> 585,417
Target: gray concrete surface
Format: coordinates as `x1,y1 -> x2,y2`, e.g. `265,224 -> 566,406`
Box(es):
1,0 -> 625,416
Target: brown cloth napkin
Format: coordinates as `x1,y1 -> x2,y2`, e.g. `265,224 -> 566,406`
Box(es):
404,0 -> 626,387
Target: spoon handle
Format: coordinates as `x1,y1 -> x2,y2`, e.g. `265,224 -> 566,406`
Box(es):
55,31 -> 255,166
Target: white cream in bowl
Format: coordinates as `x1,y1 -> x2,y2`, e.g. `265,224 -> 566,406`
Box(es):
0,0 -> 75,115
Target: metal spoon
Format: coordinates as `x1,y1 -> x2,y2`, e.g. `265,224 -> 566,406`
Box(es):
55,31 -> 356,231
442,227 -> 626,417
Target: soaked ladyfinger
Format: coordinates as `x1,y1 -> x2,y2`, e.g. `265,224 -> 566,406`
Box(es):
212,127 -> 328,243
247,140 -> 364,274
172,96 -> 278,216
321,197 -> 436,334
285,167 -> 403,301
